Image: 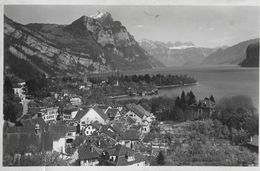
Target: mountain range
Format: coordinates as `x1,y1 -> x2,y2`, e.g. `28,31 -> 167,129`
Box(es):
4,12 -> 164,80
201,38 -> 259,65
4,11 -> 258,81
240,42 -> 259,67
139,39 -> 218,66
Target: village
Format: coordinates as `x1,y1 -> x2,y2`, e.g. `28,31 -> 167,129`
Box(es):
3,74 -> 259,166
3,77 -> 169,166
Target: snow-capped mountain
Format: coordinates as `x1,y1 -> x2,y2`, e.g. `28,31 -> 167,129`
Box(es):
140,39 -> 216,66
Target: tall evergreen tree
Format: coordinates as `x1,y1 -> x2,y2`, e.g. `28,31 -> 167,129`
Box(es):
156,151 -> 165,165
210,95 -> 215,103
175,96 -> 181,108
188,91 -> 196,105
4,76 -> 14,95
181,91 -> 186,104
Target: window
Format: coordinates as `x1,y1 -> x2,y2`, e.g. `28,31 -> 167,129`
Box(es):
86,131 -> 89,134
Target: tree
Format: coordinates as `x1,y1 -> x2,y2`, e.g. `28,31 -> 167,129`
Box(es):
4,76 -> 14,95
180,91 -> 186,104
243,114 -> 259,136
210,95 -> 215,103
156,151 -> 165,165
188,91 -> 196,105
4,94 -> 23,122
175,96 -> 181,107
231,128 -> 249,145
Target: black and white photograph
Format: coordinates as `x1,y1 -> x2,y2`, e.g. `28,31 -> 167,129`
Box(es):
1,0 -> 259,168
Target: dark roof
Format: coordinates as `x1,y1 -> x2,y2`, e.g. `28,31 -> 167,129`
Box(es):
247,135 -> 259,147
130,124 -> 142,131
78,143 -> 100,160
106,144 -> 135,157
63,105 -> 78,112
113,122 -> 124,130
116,153 -> 146,166
48,123 -> 76,141
92,106 -> 109,121
136,104 -> 151,117
21,117 -> 46,130
73,109 -> 88,121
109,124 -> 124,136
106,108 -> 119,118
99,125 -> 119,140
88,121 -> 102,130
27,107 -> 44,116
106,144 -> 145,166
97,105 -> 109,110
126,116 -> 135,125
125,104 -> 145,119
120,130 -> 140,141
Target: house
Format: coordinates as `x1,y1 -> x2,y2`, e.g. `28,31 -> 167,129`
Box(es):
124,104 -> 153,124
246,135 -> 258,153
141,120 -> 151,134
97,104 -> 111,113
135,104 -> 155,122
48,122 -> 77,154
62,105 -> 78,121
98,125 -> 121,143
104,144 -> 147,166
124,104 -> 145,123
84,121 -> 101,136
70,97 -> 82,106
13,87 -> 26,100
119,130 -> 141,150
13,82 -> 27,101
190,98 -> 216,120
74,106 -> 109,130
106,108 -> 121,120
41,107 -> 59,122
78,143 -> 101,166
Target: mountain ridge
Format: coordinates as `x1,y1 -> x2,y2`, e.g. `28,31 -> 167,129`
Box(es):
201,38 -> 259,65
4,13 -> 164,80
139,39 -> 217,66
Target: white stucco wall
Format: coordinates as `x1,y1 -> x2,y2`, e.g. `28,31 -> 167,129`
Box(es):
53,138 -> 66,153
80,108 -> 105,126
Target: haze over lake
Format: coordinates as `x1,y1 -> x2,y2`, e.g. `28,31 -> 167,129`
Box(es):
124,65 -> 259,109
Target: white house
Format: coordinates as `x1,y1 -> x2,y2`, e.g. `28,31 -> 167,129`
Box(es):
50,124 -> 77,154
41,107 -> 59,122
70,97 -> 82,106
84,122 -> 101,136
141,120 -> 151,134
74,106 -> 109,130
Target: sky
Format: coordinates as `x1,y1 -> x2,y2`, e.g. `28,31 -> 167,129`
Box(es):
4,5 -> 260,48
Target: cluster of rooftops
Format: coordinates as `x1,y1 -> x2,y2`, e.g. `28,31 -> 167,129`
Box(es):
4,102 -> 155,166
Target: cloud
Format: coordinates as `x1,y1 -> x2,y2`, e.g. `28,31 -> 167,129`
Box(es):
135,24 -> 144,29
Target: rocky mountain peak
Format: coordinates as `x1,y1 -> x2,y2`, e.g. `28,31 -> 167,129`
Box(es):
91,11 -> 113,21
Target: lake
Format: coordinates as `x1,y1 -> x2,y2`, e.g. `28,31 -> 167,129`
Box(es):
122,65 -> 259,109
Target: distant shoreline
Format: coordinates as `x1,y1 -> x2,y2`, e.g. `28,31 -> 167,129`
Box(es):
110,82 -> 198,100
156,82 -> 198,89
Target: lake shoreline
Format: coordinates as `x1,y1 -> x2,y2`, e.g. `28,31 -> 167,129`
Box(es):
110,82 -> 198,100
